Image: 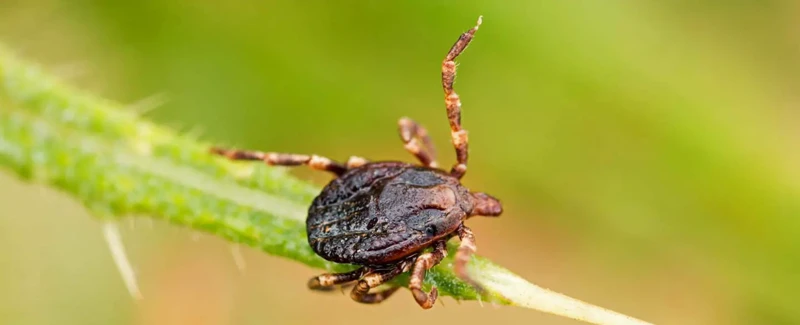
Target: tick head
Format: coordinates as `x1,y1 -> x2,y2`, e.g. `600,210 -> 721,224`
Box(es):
469,192 -> 503,217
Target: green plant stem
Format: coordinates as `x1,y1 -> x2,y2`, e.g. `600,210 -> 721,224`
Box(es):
0,47 -> 652,325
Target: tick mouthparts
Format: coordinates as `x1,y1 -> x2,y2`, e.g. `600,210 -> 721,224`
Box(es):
470,192 -> 503,217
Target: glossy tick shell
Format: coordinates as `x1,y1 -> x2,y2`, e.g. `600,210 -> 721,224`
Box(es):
307,162 -> 474,265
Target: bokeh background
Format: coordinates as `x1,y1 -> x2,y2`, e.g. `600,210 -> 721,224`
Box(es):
2,1 -> 799,324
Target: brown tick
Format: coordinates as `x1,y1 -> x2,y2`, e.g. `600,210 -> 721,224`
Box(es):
211,16 -> 502,309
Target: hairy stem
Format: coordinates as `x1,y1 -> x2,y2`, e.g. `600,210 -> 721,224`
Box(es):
0,47 -> 652,325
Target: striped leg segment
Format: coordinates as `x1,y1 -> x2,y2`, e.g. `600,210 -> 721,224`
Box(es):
398,117 -> 438,168
307,267 -> 366,291
350,266 -> 404,304
409,240 -> 448,309
211,147 -> 347,176
454,224 -> 483,292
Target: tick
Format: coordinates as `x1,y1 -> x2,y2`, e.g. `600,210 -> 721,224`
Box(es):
211,16 -> 502,309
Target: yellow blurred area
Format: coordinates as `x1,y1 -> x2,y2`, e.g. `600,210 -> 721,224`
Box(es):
1,1 -> 799,324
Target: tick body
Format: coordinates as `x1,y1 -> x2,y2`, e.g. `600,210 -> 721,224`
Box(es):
211,16 -> 502,309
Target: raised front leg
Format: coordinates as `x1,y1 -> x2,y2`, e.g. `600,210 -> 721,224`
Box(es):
409,240 -> 448,309
442,16 -> 481,179
210,147 -> 347,176
398,117 -> 438,168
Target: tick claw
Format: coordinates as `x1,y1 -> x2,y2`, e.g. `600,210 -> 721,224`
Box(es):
412,287 -> 438,309
307,277 -> 329,290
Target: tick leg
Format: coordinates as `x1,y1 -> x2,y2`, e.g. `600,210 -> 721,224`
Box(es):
398,117 -> 438,168
409,240 -> 448,309
350,266 -> 404,304
454,224 -> 484,291
442,16 -> 481,179
210,147 -> 347,176
346,156 -> 369,169
307,267 -> 366,291
352,286 -> 401,304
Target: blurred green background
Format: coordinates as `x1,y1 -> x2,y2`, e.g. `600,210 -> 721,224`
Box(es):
2,1 -> 799,324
